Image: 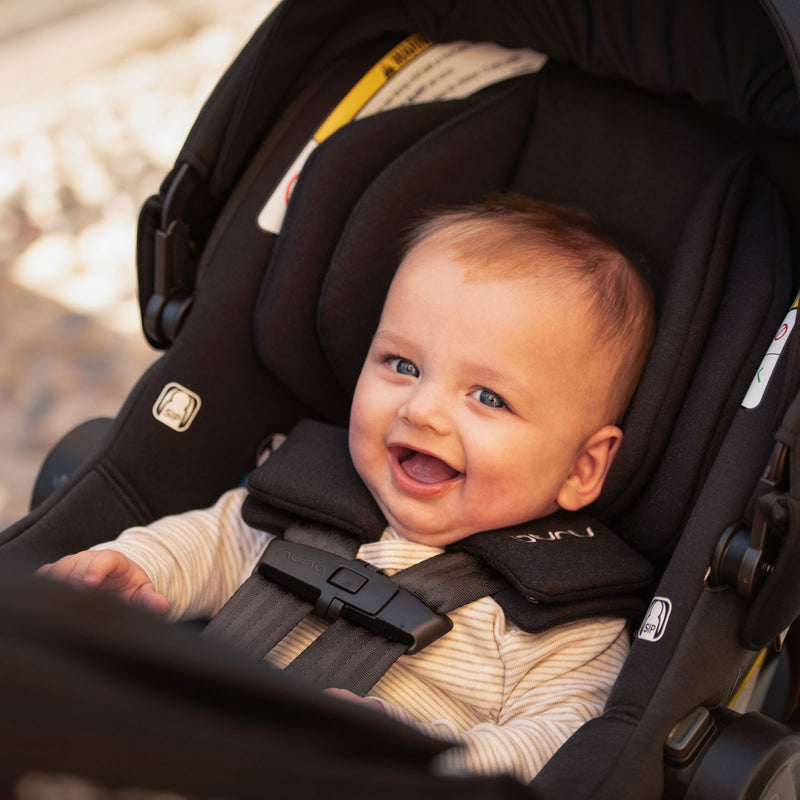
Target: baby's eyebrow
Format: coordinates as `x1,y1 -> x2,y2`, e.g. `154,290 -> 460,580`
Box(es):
470,364 -> 516,391
456,358 -> 523,396
371,330 -> 412,351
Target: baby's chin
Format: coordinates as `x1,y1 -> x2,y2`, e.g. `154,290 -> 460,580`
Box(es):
386,501 -> 566,546
384,513 -> 475,547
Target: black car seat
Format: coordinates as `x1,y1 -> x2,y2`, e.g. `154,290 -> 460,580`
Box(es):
2,1 -> 800,798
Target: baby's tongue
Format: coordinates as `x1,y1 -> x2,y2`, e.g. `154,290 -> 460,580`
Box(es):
400,450 -> 458,484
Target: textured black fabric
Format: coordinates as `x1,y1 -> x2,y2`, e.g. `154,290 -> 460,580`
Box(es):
284,621 -> 409,695
492,588 -> 648,636
762,0 -> 800,102
398,0 -> 799,135
532,715 -> 649,800
611,178 -> 791,557
0,467 -> 151,571
395,551 -> 509,613
202,572 -> 315,658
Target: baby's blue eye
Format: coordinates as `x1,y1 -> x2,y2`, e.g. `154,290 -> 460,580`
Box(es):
388,357 -> 419,377
475,388 -> 506,409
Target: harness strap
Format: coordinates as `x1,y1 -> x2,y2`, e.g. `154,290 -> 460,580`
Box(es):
283,551 -> 508,695
201,572 -> 313,658
202,523 -> 359,657
284,621 -> 407,696
206,520 -> 508,695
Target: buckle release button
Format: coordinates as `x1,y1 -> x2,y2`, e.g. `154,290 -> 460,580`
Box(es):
329,567 -> 367,594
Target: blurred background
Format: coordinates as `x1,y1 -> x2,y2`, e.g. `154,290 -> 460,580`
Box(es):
0,0 -> 278,529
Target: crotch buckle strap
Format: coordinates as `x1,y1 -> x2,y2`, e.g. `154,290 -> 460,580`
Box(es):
258,539 -> 453,655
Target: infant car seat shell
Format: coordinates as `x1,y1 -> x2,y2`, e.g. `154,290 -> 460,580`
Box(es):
1,1 -> 800,799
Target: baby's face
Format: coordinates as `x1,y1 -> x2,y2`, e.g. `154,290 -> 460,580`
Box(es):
349,239 -> 613,547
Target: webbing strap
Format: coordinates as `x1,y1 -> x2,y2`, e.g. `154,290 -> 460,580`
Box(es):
284,620 -> 408,696
201,571 -> 314,658
202,523 -> 359,657
394,550 -> 508,614
283,551 -> 508,695
206,524 -> 508,694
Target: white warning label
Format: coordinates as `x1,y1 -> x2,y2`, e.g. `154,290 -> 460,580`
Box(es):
357,40 -> 548,116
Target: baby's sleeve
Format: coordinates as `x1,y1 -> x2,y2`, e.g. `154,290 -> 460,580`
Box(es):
91,487 -> 272,621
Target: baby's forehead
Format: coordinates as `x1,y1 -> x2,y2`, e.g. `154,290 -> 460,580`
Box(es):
387,250 -> 600,344
394,235 -> 570,292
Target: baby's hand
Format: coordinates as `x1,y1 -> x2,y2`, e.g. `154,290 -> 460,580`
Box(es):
35,549 -> 170,616
324,688 -> 383,713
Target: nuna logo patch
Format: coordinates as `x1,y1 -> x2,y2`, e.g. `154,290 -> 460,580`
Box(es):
153,382 -> 201,432
512,526 -> 595,544
638,597 -> 672,642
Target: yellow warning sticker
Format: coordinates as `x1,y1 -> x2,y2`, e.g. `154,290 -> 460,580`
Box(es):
314,34 -> 433,143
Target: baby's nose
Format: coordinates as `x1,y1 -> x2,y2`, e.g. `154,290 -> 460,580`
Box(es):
399,382 -> 451,433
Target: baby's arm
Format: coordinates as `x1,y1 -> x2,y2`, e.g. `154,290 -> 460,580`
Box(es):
93,487 -> 271,621
36,549 -> 170,615
36,487 -> 271,622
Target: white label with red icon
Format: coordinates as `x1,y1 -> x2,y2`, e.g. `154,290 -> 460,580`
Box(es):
742,303 -> 797,409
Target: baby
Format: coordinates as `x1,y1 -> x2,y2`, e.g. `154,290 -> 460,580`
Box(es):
37,192 -> 655,782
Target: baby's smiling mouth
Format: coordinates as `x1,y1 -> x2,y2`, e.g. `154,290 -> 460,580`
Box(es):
392,446 -> 461,485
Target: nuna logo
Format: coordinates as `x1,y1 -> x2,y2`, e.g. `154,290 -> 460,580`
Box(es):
512,527 -> 595,544
638,597 -> 672,642
285,549 -> 326,574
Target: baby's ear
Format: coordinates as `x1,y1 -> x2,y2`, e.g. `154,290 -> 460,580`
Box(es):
556,425 -> 623,511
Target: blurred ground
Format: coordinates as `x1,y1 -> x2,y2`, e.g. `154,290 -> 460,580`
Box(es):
0,0 -> 278,529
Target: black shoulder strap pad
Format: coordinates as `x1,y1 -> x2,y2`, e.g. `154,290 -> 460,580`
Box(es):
456,511 -> 654,605
242,419 -> 387,541
455,513 -> 654,632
